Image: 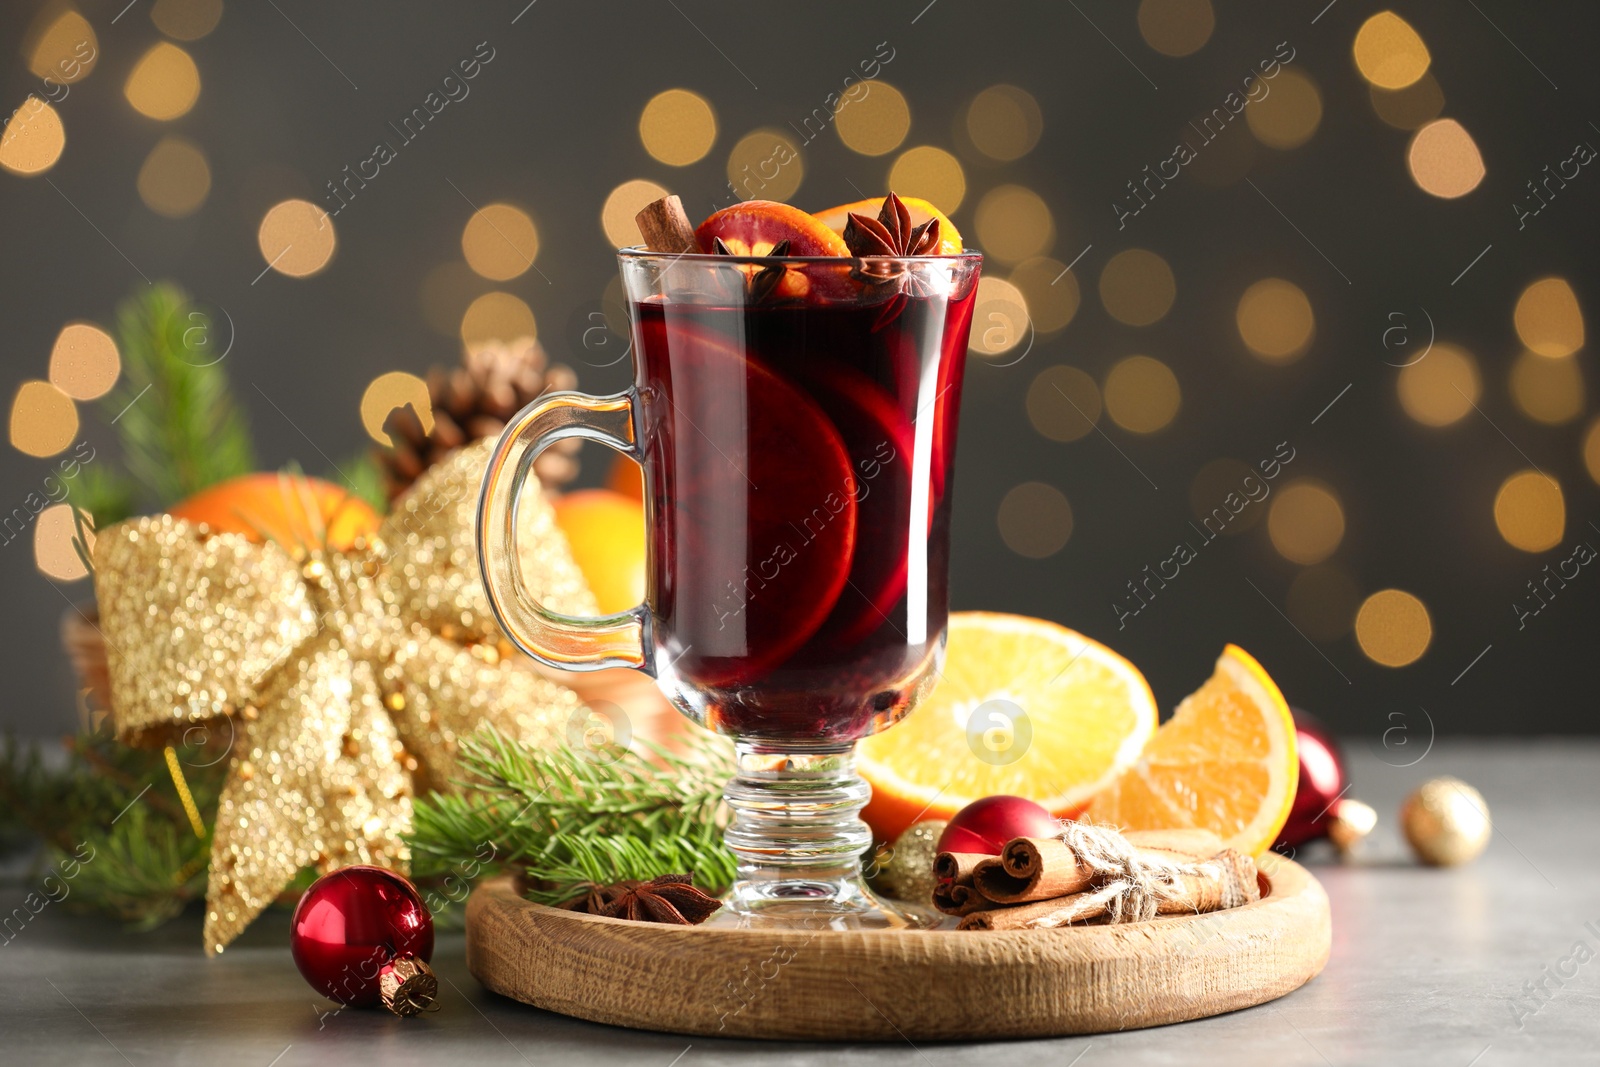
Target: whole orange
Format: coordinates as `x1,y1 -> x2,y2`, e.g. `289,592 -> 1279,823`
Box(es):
168,474 -> 382,551
606,454 -> 645,502
552,488 -> 647,614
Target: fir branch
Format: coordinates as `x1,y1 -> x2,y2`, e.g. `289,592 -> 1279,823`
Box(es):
0,730 -> 221,928
103,283 -> 255,508
338,451 -> 389,514
407,727 -> 736,906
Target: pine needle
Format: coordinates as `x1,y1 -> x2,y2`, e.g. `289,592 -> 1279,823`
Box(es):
104,283 -> 255,508
407,727 -> 737,907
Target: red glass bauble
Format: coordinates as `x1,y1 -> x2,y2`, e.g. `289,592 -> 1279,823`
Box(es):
936,795 -> 1060,855
290,866 -> 434,1009
1275,710 -> 1348,851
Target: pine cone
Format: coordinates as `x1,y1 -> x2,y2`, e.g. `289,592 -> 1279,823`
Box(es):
377,338 -> 580,502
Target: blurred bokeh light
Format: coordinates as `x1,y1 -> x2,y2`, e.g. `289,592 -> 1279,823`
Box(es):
1397,342 -> 1480,427
967,276 -> 1030,358
136,136 -> 211,217
9,380 -> 78,457
998,481 -> 1073,559
601,179 -> 669,248
0,97 -> 65,175
124,42 -> 201,120
1027,365 -> 1100,443
964,85 -> 1042,161
1103,355 -> 1180,433
1509,351 -> 1584,424
1268,479 -> 1346,565
1355,589 -> 1432,667
1408,119 -> 1485,198
1137,0 -> 1214,57
47,323 -> 119,401
973,185 -> 1054,265
1353,11 -> 1431,90
1099,250 -> 1175,327
834,81 -> 909,157
461,203 -> 540,281
726,129 -> 803,202
1514,277 -> 1584,358
150,0 -> 224,41
1494,471 -> 1565,552
1247,69 -> 1322,150
1236,278 -> 1314,363
887,145 -> 965,213
33,504 -> 88,582
638,89 -> 717,166
258,199 -> 337,277
460,292 -> 536,349
361,371 -> 434,446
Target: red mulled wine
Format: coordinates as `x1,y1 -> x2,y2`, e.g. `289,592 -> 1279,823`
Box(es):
631,270 -> 978,742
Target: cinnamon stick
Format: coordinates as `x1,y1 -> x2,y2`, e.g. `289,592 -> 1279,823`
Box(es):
971,828 -> 1226,905
932,852 -> 1002,916
958,848 -> 1260,931
634,195 -> 699,254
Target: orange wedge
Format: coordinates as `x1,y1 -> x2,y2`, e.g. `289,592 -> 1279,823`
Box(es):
857,612 -> 1156,842
1084,645 -> 1298,856
812,196 -> 964,255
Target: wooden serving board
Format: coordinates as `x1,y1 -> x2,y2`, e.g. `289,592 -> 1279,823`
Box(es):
465,859 -> 1330,1041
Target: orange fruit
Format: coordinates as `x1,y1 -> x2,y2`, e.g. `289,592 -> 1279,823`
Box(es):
695,200 -> 850,257
607,454 -> 645,502
857,612 -> 1156,842
695,200 -> 851,300
811,196 -> 964,255
168,474 -> 380,551
551,488 -> 647,615
1084,645 -> 1298,856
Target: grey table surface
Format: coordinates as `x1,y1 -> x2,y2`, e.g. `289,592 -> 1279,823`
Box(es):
3,739 -> 1598,1066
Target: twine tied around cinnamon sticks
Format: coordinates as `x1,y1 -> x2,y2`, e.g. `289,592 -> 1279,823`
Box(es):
934,822 -> 1260,932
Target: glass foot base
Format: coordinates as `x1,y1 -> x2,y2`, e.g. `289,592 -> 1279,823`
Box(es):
708,875 -> 938,931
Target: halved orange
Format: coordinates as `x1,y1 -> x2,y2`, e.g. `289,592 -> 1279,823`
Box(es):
812,196 -> 964,255
1084,645 -> 1298,856
695,200 -> 849,257
857,612 -> 1156,842
695,200 -> 849,299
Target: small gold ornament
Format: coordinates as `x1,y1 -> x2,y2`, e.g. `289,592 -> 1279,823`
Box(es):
1327,797 -> 1377,855
873,820 -> 948,904
92,440 -> 597,954
1400,777 -> 1490,866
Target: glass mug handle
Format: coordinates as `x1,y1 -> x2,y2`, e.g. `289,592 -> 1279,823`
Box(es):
476,390 -> 651,673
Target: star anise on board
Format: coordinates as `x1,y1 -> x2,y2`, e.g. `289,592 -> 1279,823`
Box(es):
570,874 -> 723,925
713,236 -> 792,302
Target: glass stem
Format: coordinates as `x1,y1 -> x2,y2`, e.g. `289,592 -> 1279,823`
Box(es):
723,741 -> 873,886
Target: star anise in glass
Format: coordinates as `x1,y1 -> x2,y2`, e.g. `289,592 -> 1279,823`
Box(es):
843,190 -> 942,289
713,236 -> 792,302
587,874 -> 723,925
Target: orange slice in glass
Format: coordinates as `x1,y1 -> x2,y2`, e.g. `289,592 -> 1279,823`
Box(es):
857,612 -> 1156,841
1084,645 -> 1298,856
811,196 -> 964,255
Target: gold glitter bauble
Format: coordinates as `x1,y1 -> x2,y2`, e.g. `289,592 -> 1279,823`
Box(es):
875,820 -> 948,904
92,440 -> 597,953
1400,777 -> 1490,866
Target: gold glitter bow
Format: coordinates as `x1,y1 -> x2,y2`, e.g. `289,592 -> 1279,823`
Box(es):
91,440 -> 597,954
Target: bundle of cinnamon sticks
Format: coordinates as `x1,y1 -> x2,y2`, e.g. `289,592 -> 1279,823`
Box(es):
934,823 -> 1261,931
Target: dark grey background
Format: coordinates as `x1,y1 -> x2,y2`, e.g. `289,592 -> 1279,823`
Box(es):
2,1 -> 1595,740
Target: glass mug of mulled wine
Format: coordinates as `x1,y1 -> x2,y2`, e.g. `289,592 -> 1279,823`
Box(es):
478,241 -> 981,928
